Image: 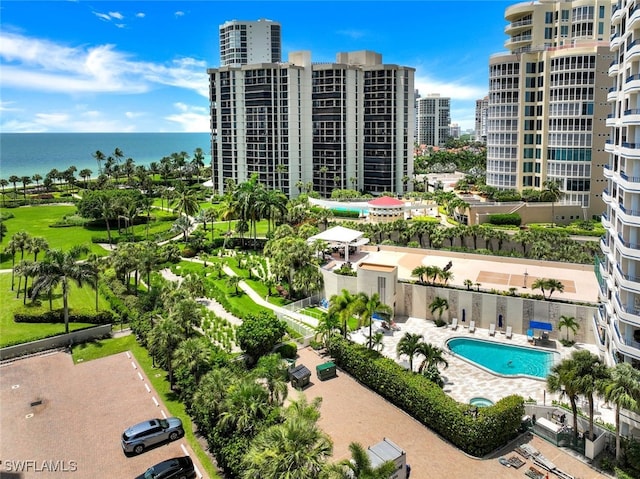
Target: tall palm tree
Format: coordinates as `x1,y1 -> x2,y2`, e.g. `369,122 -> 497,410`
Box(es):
8,175 -> 20,199
396,332 -> 423,371
219,378 -> 271,435
547,356 -> 581,441
328,289 -> 360,338
147,315 -> 186,388
572,350 -> 610,441
254,353 -> 289,406
416,342 -> 449,374
171,184 -> 200,218
27,236 -> 49,262
601,363 -> 640,460
325,442 -> 396,479
0,178 -> 8,206
92,150 -> 106,175
172,336 -> 212,389
541,179 -> 563,226
31,173 -> 42,189
30,245 -> 95,334
5,238 -> 19,291
558,315 -> 580,342
357,292 -> 392,349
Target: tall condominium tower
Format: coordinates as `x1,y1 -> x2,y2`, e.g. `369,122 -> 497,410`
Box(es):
208,49 -> 415,197
219,19 -> 281,66
487,0 -> 613,220
475,96 -> 489,144
415,94 -> 450,147
599,0 -> 640,370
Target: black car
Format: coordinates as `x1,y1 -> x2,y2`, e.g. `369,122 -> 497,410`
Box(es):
122,417 -> 184,455
135,456 -> 196,479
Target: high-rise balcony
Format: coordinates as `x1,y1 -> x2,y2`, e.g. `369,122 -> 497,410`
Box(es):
619,142 -> 640,159
627,38 -> 640,61
613,293 -> 640,327
624,74 -> 640,94
504,18 -> 532,34
603,163 -> 614,179
602,188 -> 612,204
605,139 -> 615,153
618,171 -> 640,191
618,204 -> 640,225
611,33 -> 623,51
606,112 -> 617,125
629,4 -> 640,29
612,4 -> 622,24
617,232 -> 640,260
614,264 -> 640,291
611,321 -> 640,360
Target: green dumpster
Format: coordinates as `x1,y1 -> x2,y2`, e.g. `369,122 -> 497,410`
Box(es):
316,361 -> 337,381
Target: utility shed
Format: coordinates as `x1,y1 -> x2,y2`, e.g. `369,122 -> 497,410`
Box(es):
368,438 -> 408,479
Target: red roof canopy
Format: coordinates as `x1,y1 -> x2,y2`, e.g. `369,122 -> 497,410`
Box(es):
368,196 -> 404,207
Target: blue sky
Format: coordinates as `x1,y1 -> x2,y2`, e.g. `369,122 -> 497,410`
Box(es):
0,0 -> 513,133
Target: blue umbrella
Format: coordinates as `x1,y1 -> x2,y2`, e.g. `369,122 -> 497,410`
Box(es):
498,314 -> 503,328
462,309 -> 466,322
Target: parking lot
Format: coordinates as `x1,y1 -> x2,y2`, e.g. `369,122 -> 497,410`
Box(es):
0,351 -> 207,479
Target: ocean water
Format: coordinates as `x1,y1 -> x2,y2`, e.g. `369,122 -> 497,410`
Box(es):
0,132 -> 211,179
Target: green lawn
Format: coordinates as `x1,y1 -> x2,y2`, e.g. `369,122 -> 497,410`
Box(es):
71,334 -> 220,479
0,271 -> 111,347
0,205 -> 107,268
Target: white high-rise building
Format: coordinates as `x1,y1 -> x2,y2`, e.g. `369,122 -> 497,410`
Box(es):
475,96 -> 489,144
599,0 -> 640,373
219,19 -> 281,66
208,50 -> 415,197
486,0 -> 612,220
415,94 -> 450,147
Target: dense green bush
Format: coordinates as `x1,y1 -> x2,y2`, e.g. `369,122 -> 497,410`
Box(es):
14,310 -> 115,324
487,213 -> 522,226
326,336 -> 524,456
273,341 -> 297,359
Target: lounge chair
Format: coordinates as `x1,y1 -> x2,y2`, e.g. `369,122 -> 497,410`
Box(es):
468,320 -> 476,333
526,329 -> 534,343
506,326 -> 513,339
450,318 -> 458,330
489,323 -> 496,336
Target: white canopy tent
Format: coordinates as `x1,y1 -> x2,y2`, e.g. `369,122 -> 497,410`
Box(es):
307,226 -> 369,262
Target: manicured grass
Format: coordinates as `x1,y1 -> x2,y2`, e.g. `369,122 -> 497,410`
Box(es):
0,271 -> 110,347
0,205 -> 107,268
71,334 -> 220,479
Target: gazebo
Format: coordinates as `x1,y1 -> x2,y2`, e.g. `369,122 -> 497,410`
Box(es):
367,196 -> 406,223
307,225 -> 369,262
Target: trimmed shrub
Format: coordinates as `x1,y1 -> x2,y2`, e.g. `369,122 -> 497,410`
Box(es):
488,213 -> 521,226
14,311 -> 115,324
274,341 -> 297,359
326,336 -> 524,456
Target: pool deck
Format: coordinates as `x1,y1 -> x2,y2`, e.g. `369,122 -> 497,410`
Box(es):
349,317 -> 616,427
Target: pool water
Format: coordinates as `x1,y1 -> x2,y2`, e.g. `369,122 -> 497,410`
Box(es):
446,337 -> 557,379
470,397 -> 494,407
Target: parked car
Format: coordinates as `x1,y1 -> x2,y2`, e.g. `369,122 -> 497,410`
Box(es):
134,456 -> 195,479
122,417 -> 184,455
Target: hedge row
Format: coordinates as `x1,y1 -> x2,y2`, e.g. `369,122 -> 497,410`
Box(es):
326,337 -> 524,457
14,310 -> 115,324
487,213 -> 522,226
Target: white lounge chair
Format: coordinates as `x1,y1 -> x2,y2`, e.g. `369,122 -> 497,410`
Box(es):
450,318 -> 458,330
489,323 -> 496,336
468,320 -> 476,333
506,326 -> 513,339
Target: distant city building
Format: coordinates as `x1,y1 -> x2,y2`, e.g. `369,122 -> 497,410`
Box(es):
475,95 -> 489,143
219,19 -> 281,66
449,123 -> 461,139
598,1 -> 640,372
208,48 -> 415,197
486,0 -> 611,220
415,93 -> 450,147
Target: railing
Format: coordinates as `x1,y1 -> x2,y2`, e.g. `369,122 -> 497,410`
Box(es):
614,292 -> 640,316
616,264 -> 640,282
619,204 -> 640,216
627,39 -> 640,51
620,171 -> 640,182
622,142 -> 640,149
623,108 -> 640,115
617,232 -> 640,250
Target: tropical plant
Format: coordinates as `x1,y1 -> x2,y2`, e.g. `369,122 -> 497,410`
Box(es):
396,332 -> 423,371
572,350 -> 610,441
30,245 -> 96,334
429,296 -> 449,324
147,315 -> 188,388
601,363 -> 640,460
357,292 -> 392,350
324,441 -> 396,479
558,315 -> 580,342
547,355 -> 581,441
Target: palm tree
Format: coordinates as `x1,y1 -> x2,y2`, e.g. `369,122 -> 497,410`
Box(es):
558,315 -> 580,342
545,278 -> 565,300
8,175 -> 20,199
226,274 -> 241,295
79,169 -> 92,188
171,184 -> 200,218
601,363 -> 640,460
27,236 -> 49,262
172,336 -> 211,388
241,415 -> 332,479
572,350 -> 610,441
429,296 -> 449,324
325,442 -> 396,479
0,178 -> 8,206
254,353 -> 289,406
147,316 -> 187,388
31,173 -> 43,189
219,378 -> 270,435
357,292 -> 392,350
411,265 -> 429,284
30,245 -> 95,334
328,289 -> 360,338
541,179 -> 563,226
171,215 -> 193,242
92,150 -> 106,175
416,342 -> 449,374
396,332 -> 423,371
547,356 -> 581,441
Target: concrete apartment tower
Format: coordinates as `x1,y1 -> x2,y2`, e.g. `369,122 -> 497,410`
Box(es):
598,1 -> 640,373
219,19 -> 281,66
475,96 -> 489,144
487,0 -> 613,221
208,39 -> 415,197
415,94 -> 451,148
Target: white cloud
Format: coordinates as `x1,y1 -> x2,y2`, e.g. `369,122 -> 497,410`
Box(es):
108,11 -> 124,20
136,12 -> 145,18
414,73 -> 486,102
175,11 -> 185,17
0,32 -> 208,96
165,103 -> 209,132
336,29 -> 367,39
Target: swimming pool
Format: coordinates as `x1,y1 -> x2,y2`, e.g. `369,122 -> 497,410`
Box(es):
446,337 -> 558,379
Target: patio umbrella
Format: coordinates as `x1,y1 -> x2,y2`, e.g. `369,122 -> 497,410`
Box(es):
498,314 -> 503,329
462,309 -> 466,322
